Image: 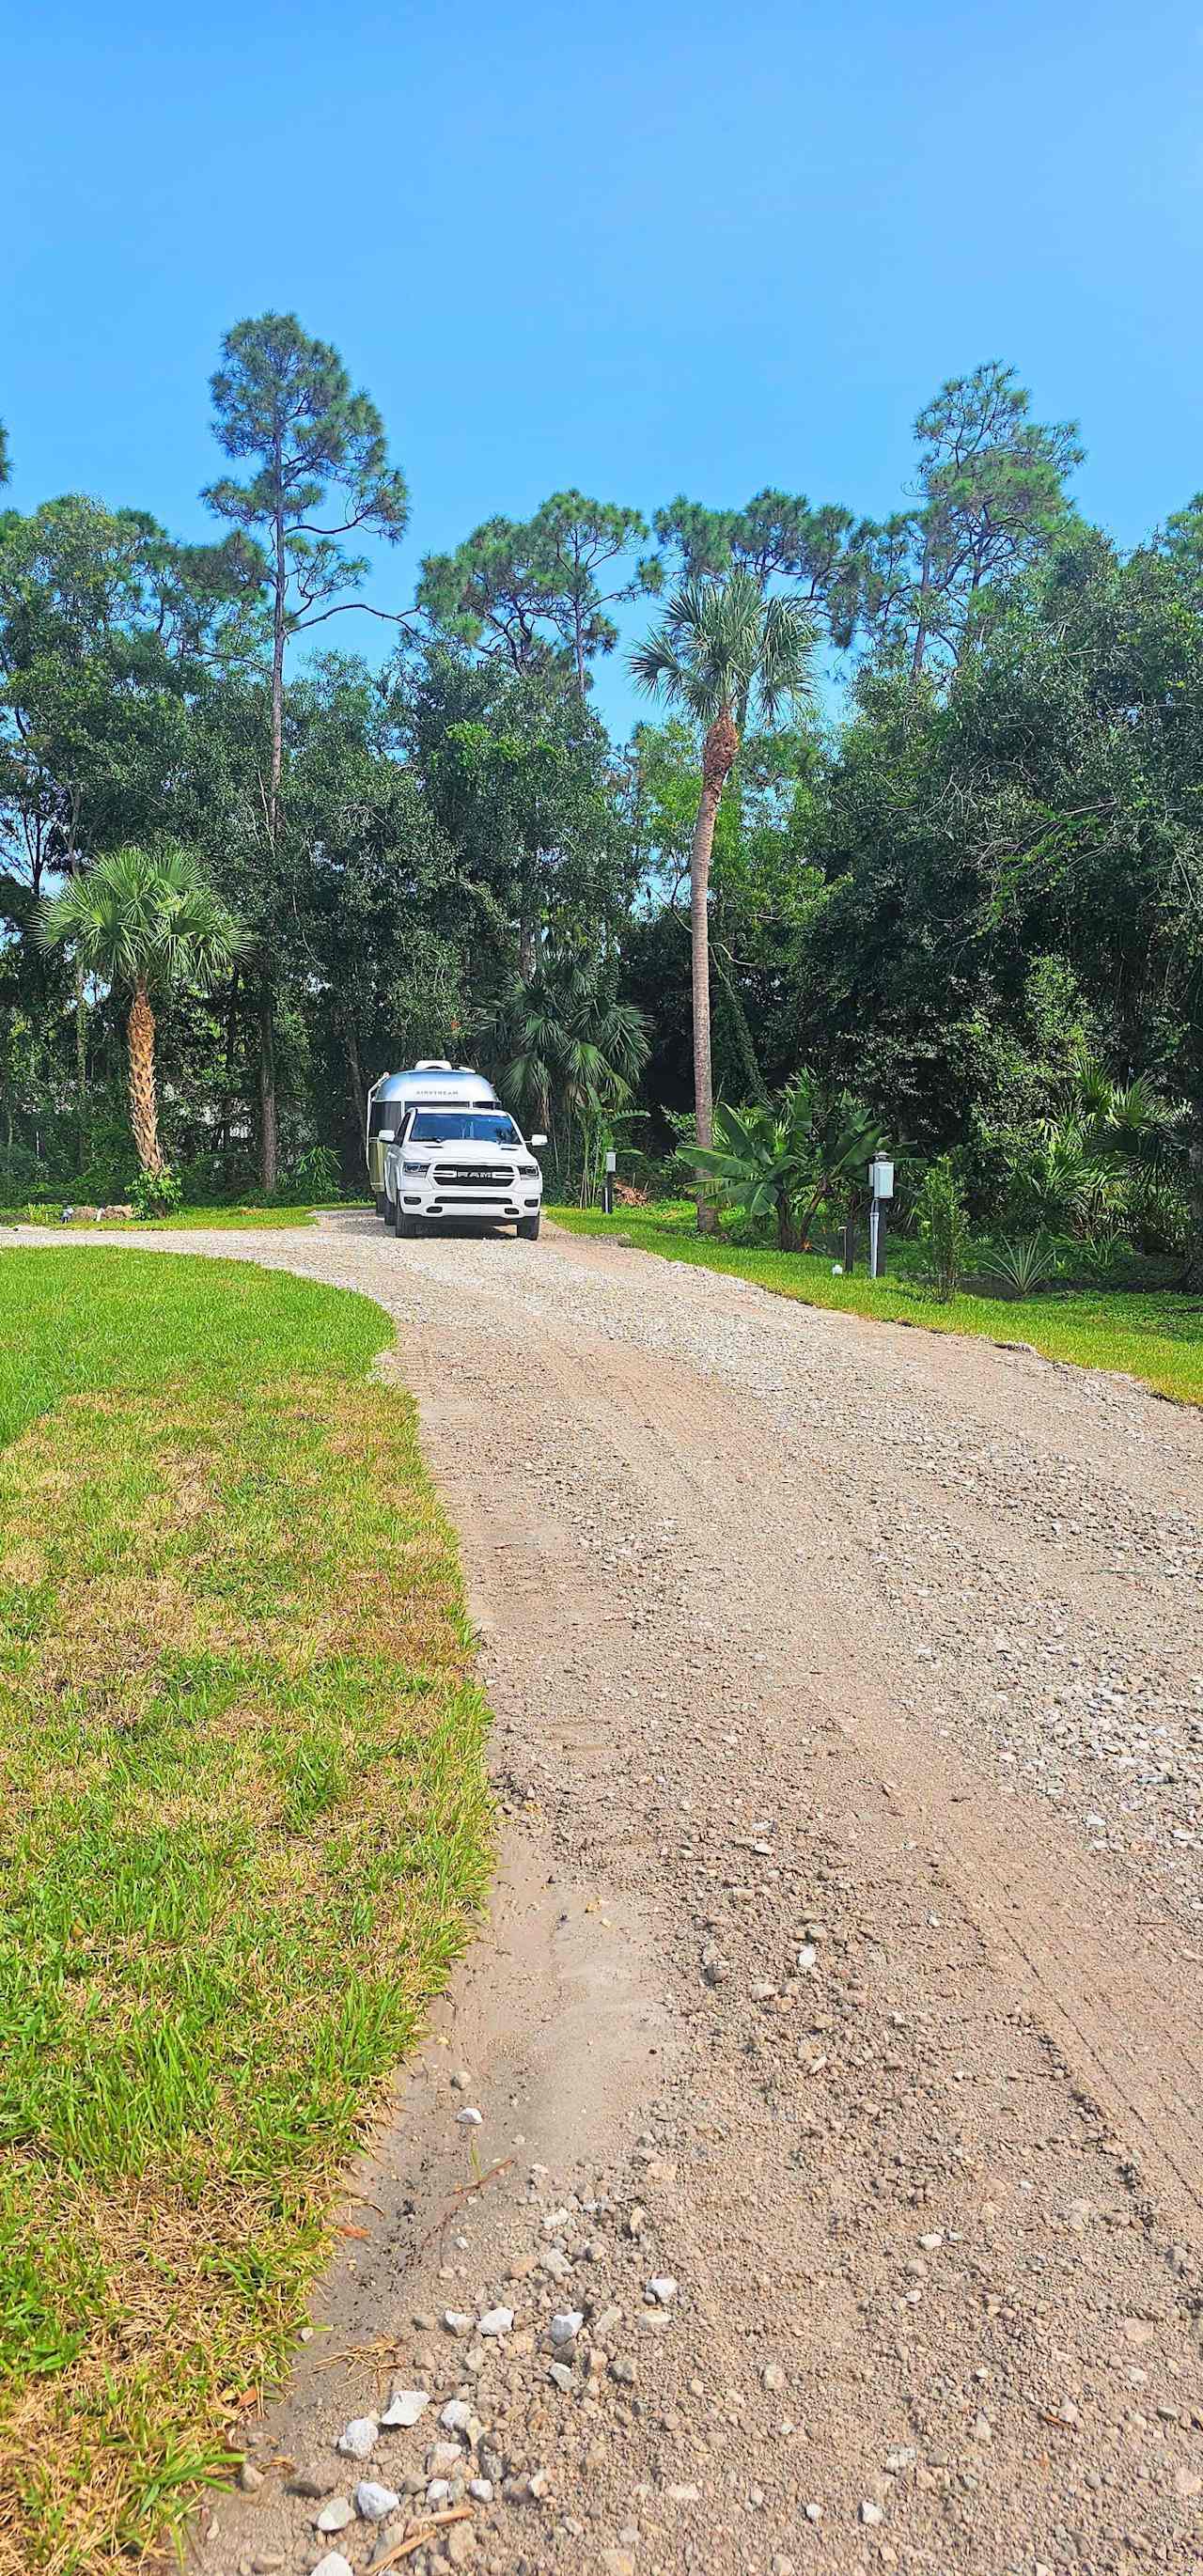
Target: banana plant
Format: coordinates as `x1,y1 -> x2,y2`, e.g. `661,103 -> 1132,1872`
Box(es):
691,1072 -> 887,1252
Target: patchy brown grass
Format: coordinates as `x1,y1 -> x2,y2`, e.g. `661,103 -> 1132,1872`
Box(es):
0,1253 -> 492,2576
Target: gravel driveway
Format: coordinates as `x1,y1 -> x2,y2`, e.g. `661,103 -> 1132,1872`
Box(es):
10,1210 -> 1203,2574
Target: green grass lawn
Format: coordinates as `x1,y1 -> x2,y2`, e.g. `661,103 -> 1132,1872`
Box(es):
0,1251 -> 492,2574
552,1202 -> 1203,1407
0,1204 -> 358,1232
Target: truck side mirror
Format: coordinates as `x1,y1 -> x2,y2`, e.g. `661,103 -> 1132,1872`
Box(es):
531,1132 -> 548,1148
379,1128 -> 395,1143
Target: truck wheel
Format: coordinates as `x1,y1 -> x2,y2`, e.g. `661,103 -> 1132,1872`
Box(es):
517,1211 -> 541,1241
397,1210 -> 418,1239
375,1191 -> 387,1220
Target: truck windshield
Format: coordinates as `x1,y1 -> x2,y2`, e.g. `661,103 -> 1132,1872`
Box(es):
409,1111 -> 521,1146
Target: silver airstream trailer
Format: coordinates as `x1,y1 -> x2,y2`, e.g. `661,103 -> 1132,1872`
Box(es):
366,1062 -> 500,1219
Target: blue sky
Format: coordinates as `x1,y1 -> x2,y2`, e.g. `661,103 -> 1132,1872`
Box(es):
6,0 -> 1201,738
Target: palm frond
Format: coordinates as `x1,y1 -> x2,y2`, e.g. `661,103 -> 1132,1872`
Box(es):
629,565 -> 820,739
36,842 -> 247,993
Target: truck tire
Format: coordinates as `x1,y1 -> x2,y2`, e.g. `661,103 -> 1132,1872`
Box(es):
517,1211 -> 541,1241
375,1191 -> 387,1220
397,1210 -> 418,1240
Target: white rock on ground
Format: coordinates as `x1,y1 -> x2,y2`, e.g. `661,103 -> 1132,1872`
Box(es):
335,2417 -> 376,2459
354,2478 -> 399,2521
381,2388 -> 429,2428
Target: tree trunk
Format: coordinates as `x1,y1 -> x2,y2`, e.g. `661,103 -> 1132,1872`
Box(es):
270,476 -> 287,840
75,959 -> 87,1169
127,979 -> 164,1176
218,968 -> 240,1154
691,709 -> 739,1233
344,1018 -> 367,1133
518,893 -> 538,983
774,1193 -> 802,1254
258,981 -> 278,1194
258,474 -> 288,1191
1181,1116 -> 1203,1290
911,529 -> 933,681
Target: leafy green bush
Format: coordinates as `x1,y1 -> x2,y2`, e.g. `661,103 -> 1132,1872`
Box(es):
272,1144 -> 342,1204
691,1075 -> 887,1253
721,1201 -> 778,1247
915,1157 -> 971,1301
132,1167 -> 183,1220
173,1148 -> 260,1205
1128,1165 -> 1191,1257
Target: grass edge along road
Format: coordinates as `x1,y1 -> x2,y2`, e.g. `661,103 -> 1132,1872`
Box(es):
552,1203 -> 1203,1408
0,1249 -> 492,2576
0,1205 -> 350,1232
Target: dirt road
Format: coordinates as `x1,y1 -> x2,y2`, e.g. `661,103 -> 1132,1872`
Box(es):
14,1211 -> 1203,2574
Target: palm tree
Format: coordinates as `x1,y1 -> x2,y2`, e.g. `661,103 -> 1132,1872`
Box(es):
630,568 -> 816,1228
37,843 -> 247,1177
477,951 -> 649,1191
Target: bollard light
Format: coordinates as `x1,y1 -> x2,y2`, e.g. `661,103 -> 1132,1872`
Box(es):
867,1155 -> 894,1278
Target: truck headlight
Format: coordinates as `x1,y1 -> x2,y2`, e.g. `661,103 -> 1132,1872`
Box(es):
517,1161 -> 539,1177
401,1159 -> 429,1176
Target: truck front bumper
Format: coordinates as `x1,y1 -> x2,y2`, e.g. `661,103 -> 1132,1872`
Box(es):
400,1191 -> 542,1221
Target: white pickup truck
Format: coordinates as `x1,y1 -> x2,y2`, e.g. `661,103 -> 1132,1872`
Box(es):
369,1062 -> 547,1240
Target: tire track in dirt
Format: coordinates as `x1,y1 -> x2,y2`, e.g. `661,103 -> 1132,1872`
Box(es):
526,1316 -> 1203,2241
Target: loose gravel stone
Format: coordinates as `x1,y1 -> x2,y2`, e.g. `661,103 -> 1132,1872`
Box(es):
336,2417 -> 377,2460
287,2466 -> 338,2499
382,2388 -> 430,2428
354,2479 -> 399,2521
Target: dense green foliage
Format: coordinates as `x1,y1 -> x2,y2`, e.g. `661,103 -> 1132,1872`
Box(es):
3,324 -> 1201,1284
692,1074 -> 885,1251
